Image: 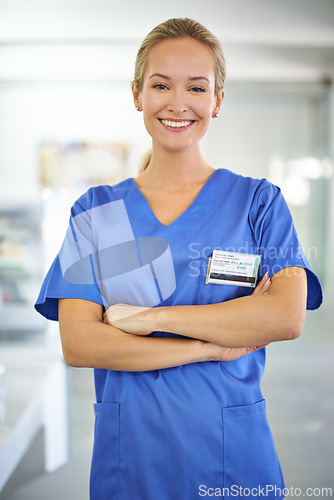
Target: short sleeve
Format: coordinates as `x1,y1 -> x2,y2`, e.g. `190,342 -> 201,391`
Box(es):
249,181 -> 322,310
35,197 -> 104,321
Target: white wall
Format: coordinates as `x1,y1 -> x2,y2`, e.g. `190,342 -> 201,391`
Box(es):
0,84 -> 151,205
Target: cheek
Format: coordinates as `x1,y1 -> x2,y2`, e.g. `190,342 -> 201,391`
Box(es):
194,96 -> 216,118
141,89 -> 163,111
142,114 -> 154,137
142,105 -> 160,138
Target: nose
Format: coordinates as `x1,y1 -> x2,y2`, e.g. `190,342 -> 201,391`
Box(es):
166,89 -> 188,115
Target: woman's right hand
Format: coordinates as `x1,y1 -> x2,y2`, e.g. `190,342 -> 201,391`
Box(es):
204,273 -> 271,362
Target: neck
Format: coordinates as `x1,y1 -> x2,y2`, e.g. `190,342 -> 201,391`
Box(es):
138,144 -> 214,189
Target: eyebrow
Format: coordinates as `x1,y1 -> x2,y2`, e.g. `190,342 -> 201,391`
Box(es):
148,73 -> 171,80
148,73 -> 211,84
190,76 -> 211,84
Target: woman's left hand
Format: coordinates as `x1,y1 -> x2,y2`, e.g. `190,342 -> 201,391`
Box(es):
103,303 -> 153,335
251,272 -> 271,296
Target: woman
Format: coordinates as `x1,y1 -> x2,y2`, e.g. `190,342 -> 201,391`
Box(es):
35,18 -> 322,500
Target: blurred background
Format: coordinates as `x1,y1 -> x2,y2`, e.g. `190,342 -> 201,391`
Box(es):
0,0 -> 333,498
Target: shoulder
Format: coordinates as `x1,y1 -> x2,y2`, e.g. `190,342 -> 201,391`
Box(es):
214,168 -> 280,198
70,177 -> 134,216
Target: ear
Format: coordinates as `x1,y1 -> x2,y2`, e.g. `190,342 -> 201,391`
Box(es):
131,81 -> 142,111
212,90 -> 225,118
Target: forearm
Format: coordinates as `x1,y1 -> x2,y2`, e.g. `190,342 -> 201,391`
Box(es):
60,317 -> 207,372
150,294 -> 294,348
138,268 -> 306,347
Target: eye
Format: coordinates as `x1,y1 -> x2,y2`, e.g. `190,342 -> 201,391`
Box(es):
190,86 -> 206,93
152,83 -> 168,90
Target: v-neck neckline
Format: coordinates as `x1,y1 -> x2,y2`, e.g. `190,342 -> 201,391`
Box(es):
129,169 -> 220,228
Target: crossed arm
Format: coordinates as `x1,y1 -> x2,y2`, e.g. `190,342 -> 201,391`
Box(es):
58,266 -> 307,372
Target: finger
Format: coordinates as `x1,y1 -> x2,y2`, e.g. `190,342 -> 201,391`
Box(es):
107,304 -> 150,322
252,273 -> 271,295
261,277 -> 271,292
255,272 -> 268,288
258,272 -> 269,286
254,344 -> 268,350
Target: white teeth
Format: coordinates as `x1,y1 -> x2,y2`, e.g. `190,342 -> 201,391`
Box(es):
161,120 -> 192,128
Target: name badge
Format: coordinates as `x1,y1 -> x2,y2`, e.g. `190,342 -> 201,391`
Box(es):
205,250 -> 261,288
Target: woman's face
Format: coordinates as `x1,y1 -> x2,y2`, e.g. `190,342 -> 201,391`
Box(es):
133,37 -> 224,155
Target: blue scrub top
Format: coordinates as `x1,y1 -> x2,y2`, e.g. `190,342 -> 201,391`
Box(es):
35,168 -> 322,500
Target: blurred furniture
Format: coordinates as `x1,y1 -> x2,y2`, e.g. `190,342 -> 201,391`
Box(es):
0,343 -> 69,496
0,204 -> 45,336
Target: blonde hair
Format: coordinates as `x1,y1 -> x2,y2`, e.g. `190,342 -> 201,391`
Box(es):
133,18 -> 226,173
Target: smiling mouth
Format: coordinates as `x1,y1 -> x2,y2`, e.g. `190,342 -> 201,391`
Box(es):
159,119 -> 193,128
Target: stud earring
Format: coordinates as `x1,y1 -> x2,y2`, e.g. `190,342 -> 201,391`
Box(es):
214,113 -> 219,118
136,107 -> 142,111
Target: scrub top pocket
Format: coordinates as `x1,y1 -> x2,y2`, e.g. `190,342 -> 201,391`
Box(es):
90,402 -> 120,500
222,399 -> 285,499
